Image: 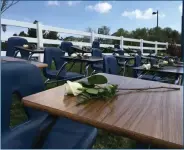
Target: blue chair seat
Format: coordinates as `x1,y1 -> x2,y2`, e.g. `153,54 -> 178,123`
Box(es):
140,74 -> 161,81
46,70 -> 84,81
43,118 -> 97,149
91,47 -> 103,72
2,115 -> 50,149
92,63 -> 103,71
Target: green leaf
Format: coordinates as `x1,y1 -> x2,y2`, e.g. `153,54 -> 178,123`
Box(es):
88,75 -> 108,85
78,81 -> 95,88
98,89 -> 104,93
86,88 -> 99,95
105,85 -> 112,92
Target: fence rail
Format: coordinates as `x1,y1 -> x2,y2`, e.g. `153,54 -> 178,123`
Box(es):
1,18 -> 175,61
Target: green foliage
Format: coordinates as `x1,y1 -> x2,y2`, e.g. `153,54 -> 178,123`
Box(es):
112,27 -> 181,45
77,84 -> 118,105
76,75 -> 118,105
88,75 -> 108,84
86,88 -> 99,95
78,81 -> 95,88
19,31 -> 27,37
167,43 -> 181,57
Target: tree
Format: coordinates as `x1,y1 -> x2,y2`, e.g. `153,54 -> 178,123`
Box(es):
98,26 -> 110,35
111,26 -> 181,45
13,33 -> 17,36
19,31 -> 27,37
86,27 -> 96,33
43,31 -> 60,40
112,28 -> 130,37
1,0 -> 19,14
97,26 -> 111,44
27,20 -> 38,38
112,28 -> 131,45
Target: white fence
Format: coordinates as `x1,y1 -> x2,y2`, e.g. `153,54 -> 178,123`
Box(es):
1,18 -> 172,61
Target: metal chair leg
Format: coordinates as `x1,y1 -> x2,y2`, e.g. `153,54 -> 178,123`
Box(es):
91,70 -> 96,76
85,65 -> 90,77
44,79 -> 50,84
14,50 -> 20,57
28,53 -> 34,61
123,66 -> 126,76
123,61 -> 128,76
67,62 -> 75,72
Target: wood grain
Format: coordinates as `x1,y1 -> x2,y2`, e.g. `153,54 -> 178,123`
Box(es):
1,56 -> 48,69
22,73 -> 183,148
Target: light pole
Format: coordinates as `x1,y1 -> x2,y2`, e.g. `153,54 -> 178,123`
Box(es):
181,0 -> 184,61
152,10 -> 158,28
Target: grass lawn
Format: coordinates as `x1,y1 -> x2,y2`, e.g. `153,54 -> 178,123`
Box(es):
10,61 -> 175,148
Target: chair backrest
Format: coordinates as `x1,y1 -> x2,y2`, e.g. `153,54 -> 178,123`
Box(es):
134,55 -> 141,67
6,37 -> 29,59
103,55 -> 118,75
113,45 -> 124,56
150,58 -> 157,66
91,48 -> 102,57
1,61 -> 45,133
133,55 -> 142,77
137,50 -> 142,56
117,50 -> 124,56
60,42 -> 73,56
92,41 -> 100,48
174,56 -> 179,62
114,44 -> 120,49
43,47 -> 66,78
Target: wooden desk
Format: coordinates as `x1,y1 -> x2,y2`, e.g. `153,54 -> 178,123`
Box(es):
22,73 -> 183,148
133,66 -> 184,75
1,56 -> 48,69
61,56 -> 103,63
14,46 -> 44,54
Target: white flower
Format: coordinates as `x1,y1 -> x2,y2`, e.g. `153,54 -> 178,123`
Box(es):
170,59 -> 174,63
142,63 -> 151,70
23,44 -> 28,48
154,64 -> 160,68
65,81 -> 83,96
163,61 -> 168,65
71,53 -> 80,57
114,53 -> 119,56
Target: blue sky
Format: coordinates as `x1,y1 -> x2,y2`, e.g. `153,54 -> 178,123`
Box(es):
1,1 -> 183,39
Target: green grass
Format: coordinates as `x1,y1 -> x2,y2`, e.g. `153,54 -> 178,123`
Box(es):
9,61 -> 174,148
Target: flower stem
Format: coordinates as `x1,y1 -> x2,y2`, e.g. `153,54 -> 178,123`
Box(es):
118,86 -> 180,91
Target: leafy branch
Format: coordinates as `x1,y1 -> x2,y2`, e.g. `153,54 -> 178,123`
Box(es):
1,0 -> 19,14
76,75 -> 118,105
74,75 -> 180,106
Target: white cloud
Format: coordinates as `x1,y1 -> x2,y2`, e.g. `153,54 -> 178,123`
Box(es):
86,2 -> 112,14
67,1 -> 81,6
23,18 -> 31,22
179,4 -> 182,13
122,8 -> 165,20
47,1 -> 60,6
